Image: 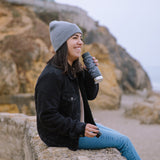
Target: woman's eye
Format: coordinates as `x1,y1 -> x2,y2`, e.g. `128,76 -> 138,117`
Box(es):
72,36 -> 77,39
72,36 -> 83,42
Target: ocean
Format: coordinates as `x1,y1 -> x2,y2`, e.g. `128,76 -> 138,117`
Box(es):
144,66 -> 160,92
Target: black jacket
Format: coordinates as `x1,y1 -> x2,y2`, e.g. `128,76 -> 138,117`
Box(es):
35,63 -> 99,150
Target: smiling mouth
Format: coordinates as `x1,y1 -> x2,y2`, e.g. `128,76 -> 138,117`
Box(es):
75,47 -> 81,51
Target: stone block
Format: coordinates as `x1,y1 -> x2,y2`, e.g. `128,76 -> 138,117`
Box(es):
0,113 -> 125,160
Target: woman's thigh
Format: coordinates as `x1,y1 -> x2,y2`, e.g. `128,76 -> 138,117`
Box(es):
78,123 -> 126,149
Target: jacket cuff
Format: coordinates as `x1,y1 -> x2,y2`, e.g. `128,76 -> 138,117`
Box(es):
79,123 -> 86,137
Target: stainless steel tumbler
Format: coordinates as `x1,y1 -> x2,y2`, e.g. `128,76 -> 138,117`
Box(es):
82,52 -> 103,84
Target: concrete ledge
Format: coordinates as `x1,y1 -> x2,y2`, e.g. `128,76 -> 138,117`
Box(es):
0,113 -> 125,160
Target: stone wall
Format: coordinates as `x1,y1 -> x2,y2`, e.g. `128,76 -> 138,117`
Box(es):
0,113 -> 125,160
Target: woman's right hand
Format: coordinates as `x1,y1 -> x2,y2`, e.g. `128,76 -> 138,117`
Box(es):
85,123 -> 99,137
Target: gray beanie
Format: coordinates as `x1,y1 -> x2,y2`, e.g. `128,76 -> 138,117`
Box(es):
49,20 -> 82,52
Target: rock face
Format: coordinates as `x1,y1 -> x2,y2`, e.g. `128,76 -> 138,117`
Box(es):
6,0 -> 97,31
0,113 -> 126,160
0,53 -> 19,95
83,43 -> 122,109
0,0 -> 152,110
0,0 -> 52,95
125,92 -> 160,124
85,27 -> 152,93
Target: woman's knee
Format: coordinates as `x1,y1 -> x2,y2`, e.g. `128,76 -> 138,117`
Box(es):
122,135 -> 130,141
120,135 -> 132,147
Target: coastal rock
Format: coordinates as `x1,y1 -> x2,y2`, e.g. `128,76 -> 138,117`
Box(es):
85,27 -> 152,93
6,0 -> 97,32
0,1 -> 52,94
83,43 -> 122,109
0,53 -> 19,95
124,92 -> 160,124
0,113 -> 126,160
0,1 -> 121,110
4,0 -> 152,94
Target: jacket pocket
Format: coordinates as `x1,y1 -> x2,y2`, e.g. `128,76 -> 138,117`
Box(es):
60,94 -> 77,116
62,94 -> 76,102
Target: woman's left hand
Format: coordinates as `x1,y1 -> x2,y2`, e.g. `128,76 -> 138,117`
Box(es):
92,57 -> 99,66
83,56 -> 99,69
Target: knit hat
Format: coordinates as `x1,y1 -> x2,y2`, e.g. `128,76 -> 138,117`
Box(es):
49,20 -> 82,52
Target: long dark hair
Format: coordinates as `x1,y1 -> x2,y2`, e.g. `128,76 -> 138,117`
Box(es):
47,42 -> 83,76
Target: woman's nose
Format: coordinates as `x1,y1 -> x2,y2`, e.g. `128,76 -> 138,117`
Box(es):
78,38 -> 83,45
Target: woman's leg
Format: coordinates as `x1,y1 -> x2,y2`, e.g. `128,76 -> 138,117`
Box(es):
79,123 -> 141,160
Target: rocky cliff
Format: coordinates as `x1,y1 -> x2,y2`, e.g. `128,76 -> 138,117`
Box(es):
0,0 -> 152,111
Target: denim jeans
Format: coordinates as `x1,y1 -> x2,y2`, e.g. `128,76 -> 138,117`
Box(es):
78,123 -> 141,160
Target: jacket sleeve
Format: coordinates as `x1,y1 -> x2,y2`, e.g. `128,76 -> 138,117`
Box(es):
35,72 -> 86,138
83,69 -> 99,100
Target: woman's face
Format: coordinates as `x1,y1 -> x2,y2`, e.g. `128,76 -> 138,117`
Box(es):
67,33 -> 83,65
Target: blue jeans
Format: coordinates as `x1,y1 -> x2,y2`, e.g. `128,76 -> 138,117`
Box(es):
78,123 -> 141,160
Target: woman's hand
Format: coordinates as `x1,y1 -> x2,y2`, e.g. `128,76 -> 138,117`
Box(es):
85,123 -> 99,137
83,57 -> 99,69
92,57 -> 99,66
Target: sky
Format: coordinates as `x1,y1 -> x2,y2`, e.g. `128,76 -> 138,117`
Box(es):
56,0 -> 160,68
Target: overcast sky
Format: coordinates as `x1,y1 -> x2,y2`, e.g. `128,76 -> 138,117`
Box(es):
57,0 -> 160,68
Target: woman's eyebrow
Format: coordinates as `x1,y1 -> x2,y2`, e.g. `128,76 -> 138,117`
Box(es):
73,33 -> 82,37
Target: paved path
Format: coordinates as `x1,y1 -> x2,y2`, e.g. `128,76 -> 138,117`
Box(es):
92,99 -> 160,160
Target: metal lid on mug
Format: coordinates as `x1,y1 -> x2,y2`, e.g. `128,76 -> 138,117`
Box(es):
94,76 -> 103,84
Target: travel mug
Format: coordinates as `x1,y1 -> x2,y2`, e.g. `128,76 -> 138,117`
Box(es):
82,52 -> 103,84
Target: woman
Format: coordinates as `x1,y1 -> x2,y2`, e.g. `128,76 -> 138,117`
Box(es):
35,20 -> 141,160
